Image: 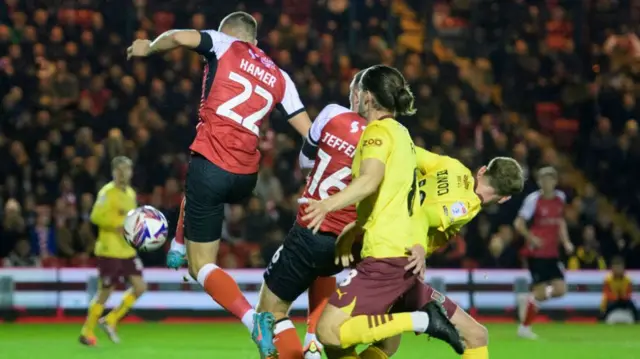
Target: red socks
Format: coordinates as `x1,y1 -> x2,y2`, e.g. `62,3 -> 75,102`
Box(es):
197,263 -> 253,322
274,319 -> 303,359
307,276 -> 336,333
523,298 -> 539,326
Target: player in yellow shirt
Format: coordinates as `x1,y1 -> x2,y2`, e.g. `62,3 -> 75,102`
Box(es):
302,65 -> 464,359
79,156 -> 146,346
362,148 -> 524,359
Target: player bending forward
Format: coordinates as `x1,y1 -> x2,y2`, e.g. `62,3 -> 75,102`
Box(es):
80,157 -> 146,346
358,148 -> 524,359
127,11 -> 311,358
514,167 -> 574,339
256,70 -> 367,359
303,65 -> 464,359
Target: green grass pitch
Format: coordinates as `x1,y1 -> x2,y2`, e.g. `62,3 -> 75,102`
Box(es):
1,323 -> 639,358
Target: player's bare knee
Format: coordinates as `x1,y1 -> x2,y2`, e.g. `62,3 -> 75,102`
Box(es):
551,281 -> 567,297
95,287 -> 113,304
133,283 -> 147,297
316,316 -> 342,348
463,323 -> 488,348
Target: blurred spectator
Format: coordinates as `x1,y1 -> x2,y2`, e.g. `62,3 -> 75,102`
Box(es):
568,225 -> 607,270
3,239 -> 40,267
601,257 -> 636,324
0,199 -> 27,257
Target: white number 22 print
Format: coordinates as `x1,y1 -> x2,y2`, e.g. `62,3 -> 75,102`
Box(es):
216,71 -> 273,135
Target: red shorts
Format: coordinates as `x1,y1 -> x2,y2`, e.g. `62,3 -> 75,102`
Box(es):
329,257 -> 457,318
96,256 -> 143,287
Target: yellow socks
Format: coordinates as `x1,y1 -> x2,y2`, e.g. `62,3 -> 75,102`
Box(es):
81,301 -> 104,336
463,346 -> 489,359
360,345 -> 389,359
339,312 -> 428,348
105,290 -> 138,326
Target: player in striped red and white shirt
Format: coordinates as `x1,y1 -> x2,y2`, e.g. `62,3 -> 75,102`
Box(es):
513,167 -> 574,339
127,12 -> 311,359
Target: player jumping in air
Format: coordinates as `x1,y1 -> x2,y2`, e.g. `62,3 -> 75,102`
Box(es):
514,167 -> 574,339
127,12 -> 311,358
80,156 -> 146,346
302,65 -> 464,359
356,148 -> 524,359
255,70 -> 367,359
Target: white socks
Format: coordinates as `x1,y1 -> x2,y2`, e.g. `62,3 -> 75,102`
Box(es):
196,263 -> 218,286
170,238 -> 186,254
410,311 -> 430,332
275,319 -> 295,335
304,332 -> 322,349
241,309 -> 257,333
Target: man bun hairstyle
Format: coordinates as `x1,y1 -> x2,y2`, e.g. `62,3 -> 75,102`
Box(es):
219,11 -> 258,40
485,157 -> 525,196
360,65 -> 417,116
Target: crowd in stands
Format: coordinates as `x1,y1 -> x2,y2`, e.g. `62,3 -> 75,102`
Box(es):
1,0 -> 639,270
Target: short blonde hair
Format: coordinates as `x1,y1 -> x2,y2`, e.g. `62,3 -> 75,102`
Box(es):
485,157 -> 525,196
111,156 -> 132,170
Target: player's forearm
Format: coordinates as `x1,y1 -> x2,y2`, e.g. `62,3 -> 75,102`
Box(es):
325,173 -> 380,212
149,30 -> 198,54
513,217 -> 531,237
289,112 -> 312,138
559,221 -> 571,245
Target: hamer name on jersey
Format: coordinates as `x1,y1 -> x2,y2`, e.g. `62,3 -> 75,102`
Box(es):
190,30 -> 304,175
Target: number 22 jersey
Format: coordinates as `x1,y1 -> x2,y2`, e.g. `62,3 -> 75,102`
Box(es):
191,30 -> 305,175
297,104 -> 366,236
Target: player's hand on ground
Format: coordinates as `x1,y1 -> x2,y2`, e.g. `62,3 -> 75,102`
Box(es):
127,39 -> 152,59
335,222 -> 359,267
404,244 -> 426,275
300,198 -> 330,234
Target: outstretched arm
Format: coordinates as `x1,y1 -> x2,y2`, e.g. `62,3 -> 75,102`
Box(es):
148,30 -> 202,54
128,30 -> 223,58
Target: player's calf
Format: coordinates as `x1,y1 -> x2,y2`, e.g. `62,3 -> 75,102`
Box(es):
449,306 -> 489,359
316,304 -> 350,348
256,283 -> 304,359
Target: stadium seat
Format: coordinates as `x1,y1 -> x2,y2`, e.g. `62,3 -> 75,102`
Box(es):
553,118 -> 580,150
535,102 -> 561,134
41,257 -> 60,268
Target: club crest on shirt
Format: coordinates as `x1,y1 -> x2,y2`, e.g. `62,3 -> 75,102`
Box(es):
430,290 -> 445,304
449,201 -> 467,218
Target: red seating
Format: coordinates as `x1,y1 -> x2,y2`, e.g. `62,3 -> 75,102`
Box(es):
553,118 -> 580,150
535,102 -> 561,134
41,257 -> 60,268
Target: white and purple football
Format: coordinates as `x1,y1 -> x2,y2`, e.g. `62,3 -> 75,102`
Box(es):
123,205 -> 168,251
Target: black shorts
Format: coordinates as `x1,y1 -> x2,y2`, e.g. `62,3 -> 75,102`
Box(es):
527,257 -> 565,285
184,154 -> 257,243
263,223 -> 342,302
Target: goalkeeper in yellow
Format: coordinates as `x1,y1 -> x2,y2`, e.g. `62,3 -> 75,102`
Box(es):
79,156 -> 146,346
351,148 -> 525,359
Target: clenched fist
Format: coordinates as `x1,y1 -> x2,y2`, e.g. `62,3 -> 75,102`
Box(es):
127,39 -> 152,59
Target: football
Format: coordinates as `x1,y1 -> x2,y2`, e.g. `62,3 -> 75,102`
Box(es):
123,205 -> 169,251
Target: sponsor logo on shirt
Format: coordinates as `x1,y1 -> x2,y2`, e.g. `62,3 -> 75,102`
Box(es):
363,138 -> 383,146
450,201 -> 467,218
